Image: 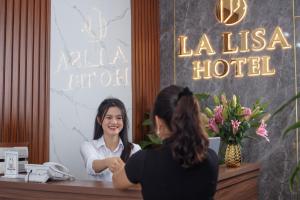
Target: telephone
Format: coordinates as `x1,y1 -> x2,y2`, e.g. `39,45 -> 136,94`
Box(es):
24,162 -> 75,183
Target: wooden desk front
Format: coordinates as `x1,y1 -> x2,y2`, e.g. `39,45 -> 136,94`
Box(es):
216,163 -> 260,200
0,163 -> 259,200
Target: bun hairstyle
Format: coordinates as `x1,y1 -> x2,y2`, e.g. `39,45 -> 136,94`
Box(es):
152,85 -> 209,168
93,98 -> 133,162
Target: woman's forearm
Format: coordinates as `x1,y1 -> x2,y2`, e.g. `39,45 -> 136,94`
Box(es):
112,167 -> 134,189
93,157 -> 123,173
92,159 -> 109,173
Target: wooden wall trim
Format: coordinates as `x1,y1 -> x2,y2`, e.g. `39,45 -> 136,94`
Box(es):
3,0 -> 13,142
44,0 -> 50,165
0,0 -> 50,163
0,0 -> 6,140
131,0 -> 160,143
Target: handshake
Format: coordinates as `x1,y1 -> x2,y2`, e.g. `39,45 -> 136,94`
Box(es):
105,157 -> 125,173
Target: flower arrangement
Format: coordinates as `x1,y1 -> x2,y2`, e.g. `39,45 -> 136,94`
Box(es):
203,94 -> 270,145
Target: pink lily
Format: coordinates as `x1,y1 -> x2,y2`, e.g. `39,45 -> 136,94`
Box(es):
256,121 -> 270,142
209,118 -> 219,133
231,120 -> 241,135
242,107 -> 252,120
214,105 -> 224,124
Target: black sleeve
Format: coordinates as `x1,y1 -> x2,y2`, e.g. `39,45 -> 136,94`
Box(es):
208,148 -> 219,194
124,150 -> 146,184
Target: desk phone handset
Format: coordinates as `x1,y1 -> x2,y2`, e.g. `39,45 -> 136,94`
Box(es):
24,162 -> 75,183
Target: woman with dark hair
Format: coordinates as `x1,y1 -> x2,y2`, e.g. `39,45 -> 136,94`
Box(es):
80,98 -> 141,182
112,85 -> 219,199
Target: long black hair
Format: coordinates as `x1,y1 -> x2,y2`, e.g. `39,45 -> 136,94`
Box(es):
152,85 -> 209,168
93,98 -> 133,162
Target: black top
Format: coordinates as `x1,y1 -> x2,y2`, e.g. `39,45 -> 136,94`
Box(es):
125,141 -> 219,200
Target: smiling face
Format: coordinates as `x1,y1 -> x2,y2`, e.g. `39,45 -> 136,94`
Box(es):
98,106 -> 124,137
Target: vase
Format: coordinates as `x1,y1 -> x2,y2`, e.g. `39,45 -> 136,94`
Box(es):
224,143 -> 241,167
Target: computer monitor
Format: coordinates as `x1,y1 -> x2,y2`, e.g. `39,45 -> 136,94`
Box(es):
208,137 -> 220,155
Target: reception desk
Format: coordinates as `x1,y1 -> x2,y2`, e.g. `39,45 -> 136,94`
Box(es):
216,163 -> 260,200
0,163 -> 259,200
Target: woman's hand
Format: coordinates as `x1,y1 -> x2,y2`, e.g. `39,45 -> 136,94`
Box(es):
105,157 -> 124,173
92,157 -> 123,173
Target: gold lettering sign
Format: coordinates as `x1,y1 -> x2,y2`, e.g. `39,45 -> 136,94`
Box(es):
192,56 -> 276,79
178,26 -> 291,80
176,0 -> 293,80
194,34 -> 216,56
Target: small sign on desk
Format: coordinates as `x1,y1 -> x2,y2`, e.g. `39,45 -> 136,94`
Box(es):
4,151 -> 18,178
0,146 -> 28,174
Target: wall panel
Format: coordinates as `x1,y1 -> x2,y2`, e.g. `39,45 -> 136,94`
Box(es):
0,0 -> 6,141
25,0 -> 34,161
0,0 -> 50,163
18,0 -> 27,143
131,0 -> 160,142
3,0 -> 13,142
11,0 -> 20,142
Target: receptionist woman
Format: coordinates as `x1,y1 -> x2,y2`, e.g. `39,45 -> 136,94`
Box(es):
80,98 -> 141,182
112,86 -> 219,200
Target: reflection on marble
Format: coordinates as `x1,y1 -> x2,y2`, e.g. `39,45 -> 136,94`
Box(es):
160,0 -> 175,88
50,0 -> 132,180
160,0 -> 298,199
296,18 -> 300,95
296,17 -> 300,197
296,0 -> 300,16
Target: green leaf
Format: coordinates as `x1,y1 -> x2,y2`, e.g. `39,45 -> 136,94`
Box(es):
142,118 -> 152,126
139,134 -> 162,149
272,92 -> 300,117
207,130 -> 216,137
139,140 -> 153,149
194,93 -> 210,101
260,102 -> 269,110
222,106 -> 228,120
250,111 -> 263,120
244,135 -> 258,141
147,134 -> 162,144
282,121 -> 300,138
249,121 -> 261,128
289,161 -> 300,192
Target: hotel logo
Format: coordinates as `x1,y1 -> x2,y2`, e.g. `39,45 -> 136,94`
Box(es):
178,0 -> 292,80
216,0 -> 247,26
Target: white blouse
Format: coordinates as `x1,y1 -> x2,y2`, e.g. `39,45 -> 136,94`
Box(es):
80,136 -> 141,182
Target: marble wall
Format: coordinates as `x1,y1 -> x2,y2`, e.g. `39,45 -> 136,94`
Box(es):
160,0 -> 300,199
50,0 -> 132,180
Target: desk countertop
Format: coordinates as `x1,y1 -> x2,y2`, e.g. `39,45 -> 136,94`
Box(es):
0,163 -> 260,200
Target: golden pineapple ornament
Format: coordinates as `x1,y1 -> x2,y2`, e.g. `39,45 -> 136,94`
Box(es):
225,143 -> 241,167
